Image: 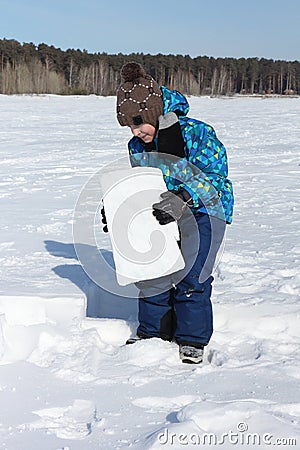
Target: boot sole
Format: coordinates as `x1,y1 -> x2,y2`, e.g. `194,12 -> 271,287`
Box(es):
180,356 -> 203,364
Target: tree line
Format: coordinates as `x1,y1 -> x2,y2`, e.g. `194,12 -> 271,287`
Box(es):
0,38 -> 299,96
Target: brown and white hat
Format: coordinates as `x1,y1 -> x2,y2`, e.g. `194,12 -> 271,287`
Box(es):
116,62 -> 163,128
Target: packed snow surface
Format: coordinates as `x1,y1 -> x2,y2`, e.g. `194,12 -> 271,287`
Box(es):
0,94 -> 299,449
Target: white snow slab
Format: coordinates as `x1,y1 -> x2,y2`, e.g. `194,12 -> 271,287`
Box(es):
22,399 -> 98,439
101,167 -> 185,285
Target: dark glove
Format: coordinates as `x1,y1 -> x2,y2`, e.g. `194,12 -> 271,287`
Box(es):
152,188 -> 193,225
157,112 -> 185,158
100,205 -> 108,233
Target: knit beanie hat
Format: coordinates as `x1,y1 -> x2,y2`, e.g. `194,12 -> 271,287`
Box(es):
116,62 -> 163,128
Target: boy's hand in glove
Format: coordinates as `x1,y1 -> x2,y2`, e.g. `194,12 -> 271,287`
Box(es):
152,188 -> 193,225
100,205 -> 108,233
157,112 -> 185,158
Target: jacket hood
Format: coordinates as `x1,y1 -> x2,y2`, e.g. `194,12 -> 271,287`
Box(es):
160,85 -> 190,117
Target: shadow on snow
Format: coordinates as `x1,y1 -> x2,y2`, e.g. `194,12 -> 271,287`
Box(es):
44,240 -> 138,321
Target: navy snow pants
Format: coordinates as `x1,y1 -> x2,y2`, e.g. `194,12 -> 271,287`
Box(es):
135,212 -> 226,346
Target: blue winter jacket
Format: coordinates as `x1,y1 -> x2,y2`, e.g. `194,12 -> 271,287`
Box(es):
128,86 -> 234,224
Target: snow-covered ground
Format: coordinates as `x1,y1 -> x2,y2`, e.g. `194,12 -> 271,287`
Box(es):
0,94 -> 299,449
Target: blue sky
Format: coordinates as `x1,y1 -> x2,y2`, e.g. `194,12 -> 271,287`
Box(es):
1,0 -> 299,60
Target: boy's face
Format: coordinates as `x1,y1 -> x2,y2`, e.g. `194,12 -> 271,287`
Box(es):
130,123 -> 156,143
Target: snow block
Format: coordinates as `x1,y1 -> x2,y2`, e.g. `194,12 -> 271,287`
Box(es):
101,167 -> 185,285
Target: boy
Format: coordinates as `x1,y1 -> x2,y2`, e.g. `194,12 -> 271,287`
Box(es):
109,62 -> 234,364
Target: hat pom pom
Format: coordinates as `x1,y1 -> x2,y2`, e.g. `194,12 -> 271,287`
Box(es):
121,62 -> 147,82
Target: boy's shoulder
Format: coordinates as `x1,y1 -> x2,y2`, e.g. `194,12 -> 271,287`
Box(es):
179,116 -> 216,137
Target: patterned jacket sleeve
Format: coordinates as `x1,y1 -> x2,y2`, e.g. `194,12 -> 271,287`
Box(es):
179,121 -> 231,206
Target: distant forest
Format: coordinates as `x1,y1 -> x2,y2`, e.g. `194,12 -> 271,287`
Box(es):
1,39 -> 299,96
